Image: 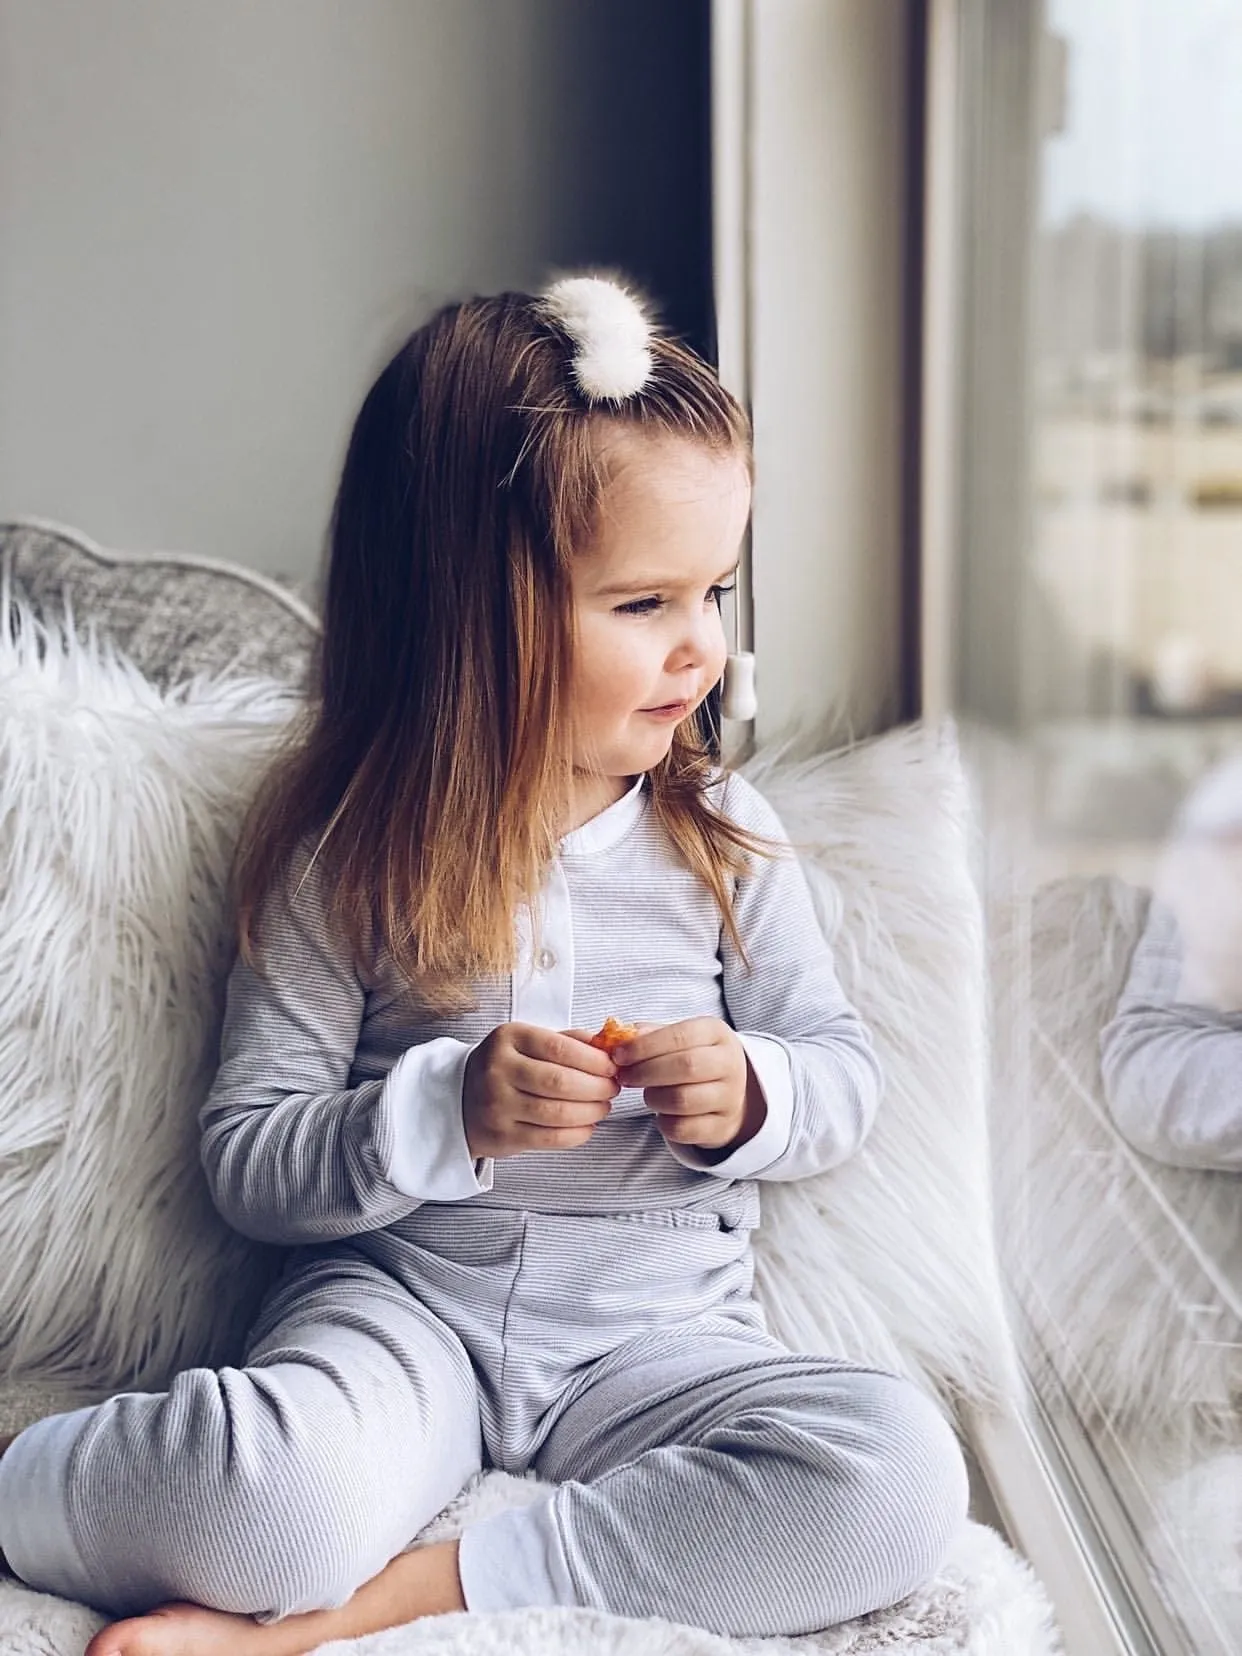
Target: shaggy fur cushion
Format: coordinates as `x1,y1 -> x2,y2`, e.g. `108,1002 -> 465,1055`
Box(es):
745,736 -> 1018,1413
0,601 -> 297,1391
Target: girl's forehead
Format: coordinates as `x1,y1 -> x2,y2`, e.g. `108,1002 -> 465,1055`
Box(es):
591,429 -> 751,515
575,433 -> 751,587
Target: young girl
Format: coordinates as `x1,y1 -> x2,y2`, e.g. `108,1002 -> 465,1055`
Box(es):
0,276 -> 967,1654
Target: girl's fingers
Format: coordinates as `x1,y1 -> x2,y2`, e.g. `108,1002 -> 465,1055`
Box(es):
512,1054 -> 619,1105
514,1094 -> 615,1129
514,1122 -> 600,1149
643,1082 -> 725,1116
611,1016 -> 724,1068
518,1025 -> 617,1078
617,1047 -> 722,1089
652,1110 -> 733,1145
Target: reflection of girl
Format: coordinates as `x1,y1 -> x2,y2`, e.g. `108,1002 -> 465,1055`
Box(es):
0,278 -> 966,1656
1101,755 -> 1242,1170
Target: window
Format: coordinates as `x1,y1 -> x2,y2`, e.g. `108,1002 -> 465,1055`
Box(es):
938,2 -> 1242,1650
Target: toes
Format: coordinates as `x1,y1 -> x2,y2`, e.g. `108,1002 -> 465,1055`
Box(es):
84,1615 -> 170,1656
83,1623 -> 136,1656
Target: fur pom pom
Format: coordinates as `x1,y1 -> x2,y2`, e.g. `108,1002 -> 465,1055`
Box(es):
540,274 -> 653,402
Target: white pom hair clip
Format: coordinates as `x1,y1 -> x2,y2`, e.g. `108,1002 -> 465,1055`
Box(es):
540,275 -> 653,402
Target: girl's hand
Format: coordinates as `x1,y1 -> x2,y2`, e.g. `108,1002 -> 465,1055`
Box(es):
463,1024 -> 619,1159
613,1017 -> 767,1154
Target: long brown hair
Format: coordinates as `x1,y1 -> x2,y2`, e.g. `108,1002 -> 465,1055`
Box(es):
233,286 -> 777,1007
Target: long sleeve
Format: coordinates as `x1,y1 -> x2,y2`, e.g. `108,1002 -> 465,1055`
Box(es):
666,775 -> 883,1182
1099,899 -> 1242,1172
199,848 -> 493,1246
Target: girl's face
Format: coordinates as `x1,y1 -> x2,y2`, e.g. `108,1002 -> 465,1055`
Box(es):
569,431 -> 751,803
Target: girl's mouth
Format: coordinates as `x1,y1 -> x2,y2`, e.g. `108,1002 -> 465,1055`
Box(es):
641,701 -> 691,721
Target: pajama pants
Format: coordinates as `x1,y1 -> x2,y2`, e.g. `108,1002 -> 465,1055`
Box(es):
0,1204 -> 968,1638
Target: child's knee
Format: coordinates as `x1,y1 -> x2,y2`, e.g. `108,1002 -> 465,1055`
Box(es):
166,1521 -> 361,1622
183,1444 -> 383,1613
78,1372 -> 387,1619
827,1372 -> 969,1592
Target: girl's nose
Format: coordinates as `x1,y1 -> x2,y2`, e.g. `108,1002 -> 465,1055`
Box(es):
668,605 -> 723,672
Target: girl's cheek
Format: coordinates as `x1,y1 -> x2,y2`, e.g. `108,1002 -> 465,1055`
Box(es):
706,629 -> 728,680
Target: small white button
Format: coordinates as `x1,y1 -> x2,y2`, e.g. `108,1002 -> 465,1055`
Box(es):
536,947 -> 556,971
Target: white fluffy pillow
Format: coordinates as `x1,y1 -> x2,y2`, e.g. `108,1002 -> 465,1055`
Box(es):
0,602 -> 298,1391
742,730 -> 1020,1414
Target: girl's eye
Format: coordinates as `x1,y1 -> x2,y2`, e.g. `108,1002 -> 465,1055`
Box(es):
615,583 -> 736,618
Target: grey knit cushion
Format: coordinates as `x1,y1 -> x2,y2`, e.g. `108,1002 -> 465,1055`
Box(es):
0,1380 -> 109,1440
0,520 -> 319,691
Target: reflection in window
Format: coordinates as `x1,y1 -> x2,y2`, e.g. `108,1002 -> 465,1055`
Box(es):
951,2 -> 1242,1650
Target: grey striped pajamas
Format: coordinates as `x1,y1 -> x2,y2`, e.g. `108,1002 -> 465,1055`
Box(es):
0,772 -> 968,1637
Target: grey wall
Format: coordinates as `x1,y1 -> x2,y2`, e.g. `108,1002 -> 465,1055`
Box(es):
0,0 -> 710,582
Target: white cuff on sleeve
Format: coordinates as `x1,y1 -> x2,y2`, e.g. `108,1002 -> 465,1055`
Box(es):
383,1037 -> 495,1201
0,1405 -> 100,1605
457,1492 -> 579,1610
666,1032 -> 794,1179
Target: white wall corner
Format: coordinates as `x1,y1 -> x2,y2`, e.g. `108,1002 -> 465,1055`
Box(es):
744,0 -> 909,746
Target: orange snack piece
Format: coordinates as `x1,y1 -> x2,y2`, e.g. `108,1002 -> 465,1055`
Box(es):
589,1016 -> 639,1055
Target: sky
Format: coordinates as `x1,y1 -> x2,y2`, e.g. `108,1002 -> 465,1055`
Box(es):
1042,0 -> 1242,230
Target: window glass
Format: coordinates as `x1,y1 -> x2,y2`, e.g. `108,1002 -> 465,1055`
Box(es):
951,3 -> 1242,1650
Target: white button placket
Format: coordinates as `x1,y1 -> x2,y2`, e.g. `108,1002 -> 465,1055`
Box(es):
510,862 -> 575,1029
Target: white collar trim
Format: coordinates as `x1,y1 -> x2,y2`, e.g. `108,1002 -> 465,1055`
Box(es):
559,773 -> 648,856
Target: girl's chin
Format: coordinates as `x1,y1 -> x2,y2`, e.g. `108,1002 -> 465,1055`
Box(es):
574,722 -> 685,778
631,728 -> 681,763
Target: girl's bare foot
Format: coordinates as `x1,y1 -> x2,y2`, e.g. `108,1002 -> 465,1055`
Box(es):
82,1540 -> 466,1656
84,1601 -> 277,1656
